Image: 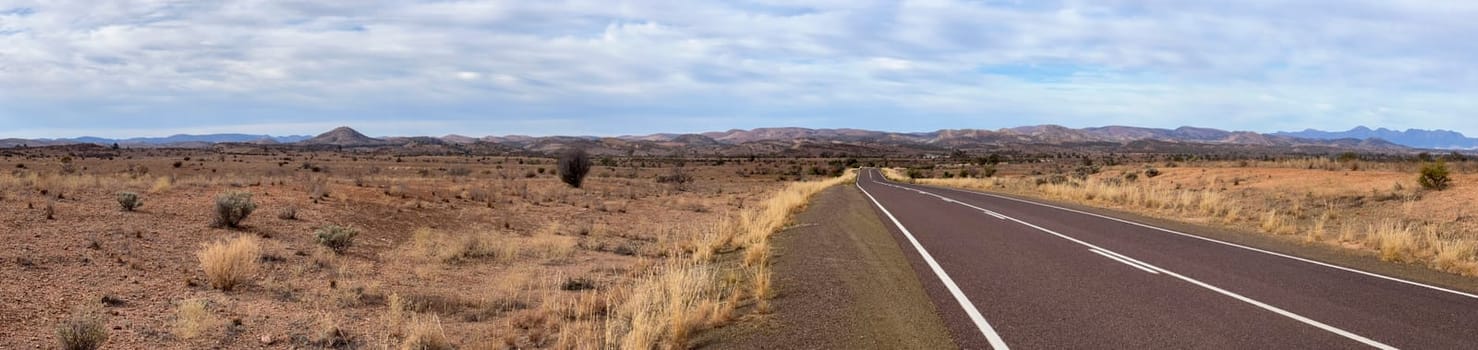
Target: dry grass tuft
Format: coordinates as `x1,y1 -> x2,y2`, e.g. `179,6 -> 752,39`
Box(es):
1260,210 -> 1295,235
1373,220 -> 1415,262
1434,239 -> 1478,275
409,227 -> 575,264
173,299 -> 215,340
751,264 -> 773,314
401,315 -> 451,350
197,235 -> 261,291
149,176 -> 172,194
56,305 -> 108,350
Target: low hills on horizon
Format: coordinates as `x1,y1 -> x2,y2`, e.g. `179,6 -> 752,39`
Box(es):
4,125 -> 1477,156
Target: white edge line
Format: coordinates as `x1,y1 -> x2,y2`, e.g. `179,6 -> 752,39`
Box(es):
1089,249 -> 1160,274
888,175 -> 1478,301
869,170 -> 1398,350
856,180 -> 1011,350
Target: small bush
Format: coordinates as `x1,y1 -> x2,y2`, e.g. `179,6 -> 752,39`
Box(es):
277,205 -> 297,220
906,168 -> 926,179
560,277 -> 596,291
316,225 -> 359,254
117,192 -> 142,211
557,148 -> 592,188
1144,167 -> 1162,178
1419,160 -> 1451,191
197,236 -> 261,291
56,306 -> 108,350
212,192 -> 256,228
656,166 -> 694,190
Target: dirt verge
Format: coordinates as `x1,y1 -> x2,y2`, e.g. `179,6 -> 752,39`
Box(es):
703,185 -> 956,349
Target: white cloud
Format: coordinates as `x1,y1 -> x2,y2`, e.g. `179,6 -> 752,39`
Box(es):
2,0 -> 1477,137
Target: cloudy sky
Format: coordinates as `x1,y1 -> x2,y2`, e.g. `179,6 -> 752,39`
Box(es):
3,0 -> 1477,138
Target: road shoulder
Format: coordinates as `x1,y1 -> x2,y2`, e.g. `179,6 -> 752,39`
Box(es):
704,185 -> 957,349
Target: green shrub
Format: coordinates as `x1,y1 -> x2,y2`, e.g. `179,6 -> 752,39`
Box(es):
212,192 -> 256,228
1419,160 -> 1451,191
117,192 -> 142,212
316,225 -> 359,253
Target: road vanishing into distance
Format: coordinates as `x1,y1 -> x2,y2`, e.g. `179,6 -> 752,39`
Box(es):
854,168 -> 1478,349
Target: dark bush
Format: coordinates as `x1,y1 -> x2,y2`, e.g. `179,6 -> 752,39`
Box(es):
557,148 -> 592,188
656,166 -> 694,190
212,191 -> 256,228
560,277 -> 596,291
1144,167 -> 1162,178
1419,160 -> 1451,191
906,168 -> 926,179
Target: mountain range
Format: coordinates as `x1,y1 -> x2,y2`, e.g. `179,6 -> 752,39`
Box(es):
5,125 -> 1466,156
0,133 -> 310,148
1272,126 -> 1478,149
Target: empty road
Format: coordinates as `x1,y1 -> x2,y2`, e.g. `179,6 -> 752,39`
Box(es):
855,168 -> 1478,349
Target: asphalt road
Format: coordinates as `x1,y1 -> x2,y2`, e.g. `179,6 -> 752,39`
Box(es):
855,168 -> 1478,349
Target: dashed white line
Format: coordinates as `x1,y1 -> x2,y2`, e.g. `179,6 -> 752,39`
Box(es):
1090,249 -> 1161,274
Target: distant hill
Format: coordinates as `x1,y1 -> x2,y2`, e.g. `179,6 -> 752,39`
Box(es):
299,126 -> 390,146
1273,126 -> 1478,149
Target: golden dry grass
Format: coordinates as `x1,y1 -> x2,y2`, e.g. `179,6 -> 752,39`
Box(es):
605,170 -> 855,350
400,315 -> 451,350
172,299 -> 215,340
197,235 -> 261,291
407,226 -> 575,264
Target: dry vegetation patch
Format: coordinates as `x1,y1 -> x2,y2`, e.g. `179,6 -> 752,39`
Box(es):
0,149 -> 854,348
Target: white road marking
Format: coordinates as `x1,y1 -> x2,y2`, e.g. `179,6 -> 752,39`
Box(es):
1093,247 -> 1164,273
1090,249 -> 1161,274
893,175 -> 1478,301
856,180 -> 1011,350
865,170 -> 1397,350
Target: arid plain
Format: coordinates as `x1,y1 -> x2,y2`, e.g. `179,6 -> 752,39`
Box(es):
1,145 -> 852,349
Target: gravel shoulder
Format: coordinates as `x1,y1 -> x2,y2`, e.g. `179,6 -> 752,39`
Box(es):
705,185 -> 957,349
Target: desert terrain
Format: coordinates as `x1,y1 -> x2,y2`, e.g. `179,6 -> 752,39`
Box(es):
0,145 -> 853,349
